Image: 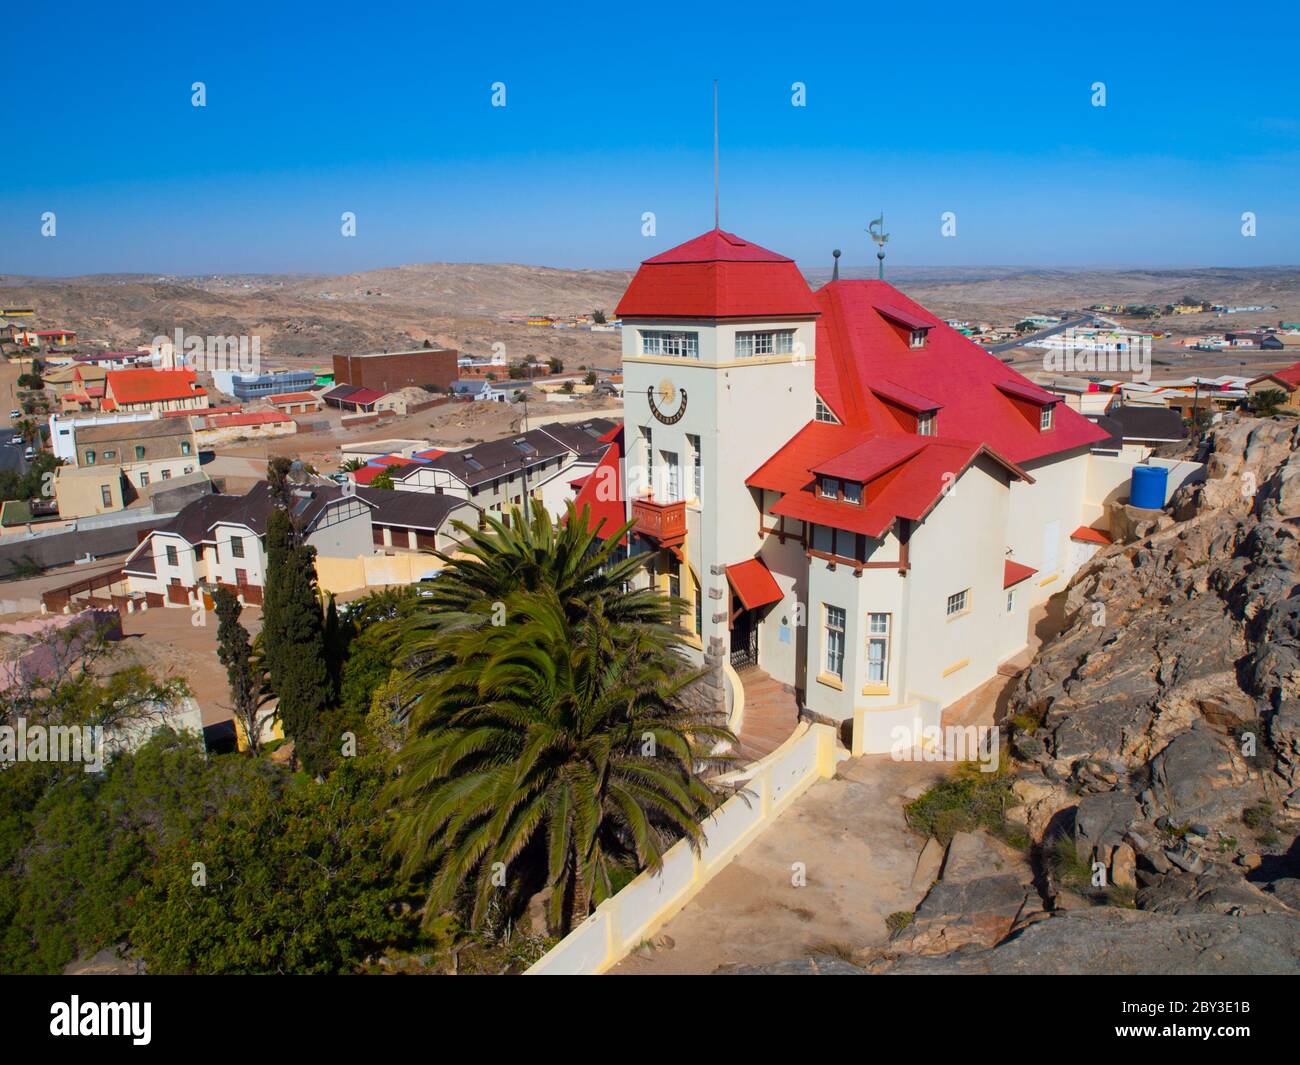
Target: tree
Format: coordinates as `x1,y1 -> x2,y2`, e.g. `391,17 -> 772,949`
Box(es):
132,756 -> 428,974
266,456 -> 295,509
260,507 -> 331,773
370,470 -> 395,490
592,308 -> 607,324
583,371 -> 597,387
547,356 -> 564,374
339,457 -> 365,473
385,502 -> 732,936
386,588 -> 732,937
1248,388 -> 1289,417
213,586 -> 272,753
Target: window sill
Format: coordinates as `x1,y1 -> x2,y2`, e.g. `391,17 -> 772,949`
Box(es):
860,683 -> 890,696
816,672 -> 844,691
945,608 -> 971,623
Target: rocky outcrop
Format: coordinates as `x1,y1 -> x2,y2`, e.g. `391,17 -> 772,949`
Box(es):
874,418 -> 1300,974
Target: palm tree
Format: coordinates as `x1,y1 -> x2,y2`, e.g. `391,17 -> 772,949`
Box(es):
384,502 -> 733,935
385,591 -> 733,935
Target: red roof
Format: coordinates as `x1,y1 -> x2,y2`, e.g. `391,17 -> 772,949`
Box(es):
106,368 -> 207,406
570,426 -> 626,541
268,391 -> 321,404
369,454 -> 410,467
871,380 -> 944,413
725,558 -> 784,611
202,411 -> 291,429
351,465 -> 392,485
1070,525 -> 1113,545
811,280 -> 1108,465
36,329 -> 75,337
615,229 -> 820,320
341,387 -> 385,406
1248,361 -> 1300,390
414,448 -> 447,461
1004,560 -> 1038,588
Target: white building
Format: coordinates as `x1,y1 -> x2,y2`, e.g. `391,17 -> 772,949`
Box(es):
590,229 -> 1126,753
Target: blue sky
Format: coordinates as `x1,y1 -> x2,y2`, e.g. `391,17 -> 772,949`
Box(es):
2,0 -> 1297,274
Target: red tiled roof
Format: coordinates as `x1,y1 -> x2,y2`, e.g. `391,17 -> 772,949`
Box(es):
369,454 -> 410,467
351,464 -> 392,485
106,368 -> 207,405
413,448 -> 447,461
569,426 -> 626,541
37,329 -> 75,337
268,391 -> 321,404
875,303 -> 933,332
1004,560 -> 1038,588
725,557 -> 783,611
995,378 -> 1059,406
615,229 -> 820,320
1070,525 -> 1113,545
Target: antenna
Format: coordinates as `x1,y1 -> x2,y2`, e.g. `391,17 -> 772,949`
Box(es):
713,80 -> 720,230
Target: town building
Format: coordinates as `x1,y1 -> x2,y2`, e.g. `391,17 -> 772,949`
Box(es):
223,367 -> 319,401
332,348 -> 458,393
122,482 -> 375,606
321,384 -> 387,412
266,391 -> 324,414
356,487 -> 480,552
36,328 -> 77,348
102,368 -> 211,414
598,228 -> 1131,750
54,418 -> 201,518
1246,361 -> 1300,412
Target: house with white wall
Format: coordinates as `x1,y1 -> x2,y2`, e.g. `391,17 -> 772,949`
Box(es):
604,228 -> 1122,752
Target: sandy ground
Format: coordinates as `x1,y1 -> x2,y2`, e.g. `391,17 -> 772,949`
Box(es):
610,608 -> 1053,975
115,603 -> 262,728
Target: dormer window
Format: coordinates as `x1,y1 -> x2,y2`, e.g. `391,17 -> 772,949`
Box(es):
818,476 -> 839,498
917,412 -> 936,436
815,396 -> 840,424
842,481 -> 862,505
1039,406 -> 1054,431
910,328 -> 927,349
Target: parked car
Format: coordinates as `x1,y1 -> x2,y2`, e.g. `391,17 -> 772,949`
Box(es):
415,572 -> 442,598
23,446 -> 35,460
8,409 -> 21,420
9,435 -> 20,445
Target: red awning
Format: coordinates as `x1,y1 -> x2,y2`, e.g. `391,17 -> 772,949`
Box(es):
725,557 -> 784,611
1070,525 -> 1113,545
1003,560 -> 1038,589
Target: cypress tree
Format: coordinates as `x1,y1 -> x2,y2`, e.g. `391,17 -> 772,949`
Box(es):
262,506 -> 331,773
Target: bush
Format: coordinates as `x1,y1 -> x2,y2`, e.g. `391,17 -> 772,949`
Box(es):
903,760 -> 1019,844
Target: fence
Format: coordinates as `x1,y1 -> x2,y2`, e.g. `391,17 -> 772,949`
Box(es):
851,695 -> 943,757
525,721 -> 840,975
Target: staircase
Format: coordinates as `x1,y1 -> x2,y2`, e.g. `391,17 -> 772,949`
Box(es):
732,668 -> 801,765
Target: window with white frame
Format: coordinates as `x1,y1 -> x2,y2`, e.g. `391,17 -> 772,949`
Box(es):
815,396 -> 840,423
946,589 -> 970,617
910,328 -> 928,348
842,480 -> 862,504
866,612 -> 890,683
640,330 -> 699,359
735,329 -> 795,358
1039,405 -> 1054,431
686,434 -> 701,499
818,476 -> 840,498
917,412 -> 936,436
662,450 -> 680,502
824,605 -> 846,679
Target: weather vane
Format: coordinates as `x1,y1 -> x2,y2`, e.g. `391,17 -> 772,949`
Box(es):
868,214 -> 889,280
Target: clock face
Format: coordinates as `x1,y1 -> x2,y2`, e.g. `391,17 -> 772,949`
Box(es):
647,381 -> 688,424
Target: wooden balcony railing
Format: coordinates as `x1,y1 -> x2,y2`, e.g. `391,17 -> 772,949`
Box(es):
631,495 -> 686,547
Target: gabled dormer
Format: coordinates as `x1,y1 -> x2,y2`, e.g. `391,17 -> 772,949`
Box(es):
876,303 -> 934,349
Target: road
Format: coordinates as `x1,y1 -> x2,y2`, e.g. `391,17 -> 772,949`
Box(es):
983,315 -> 1097,355
0,362 -> 29,476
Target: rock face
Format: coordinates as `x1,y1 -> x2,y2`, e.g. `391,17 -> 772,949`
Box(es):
795,417 -> 1300,976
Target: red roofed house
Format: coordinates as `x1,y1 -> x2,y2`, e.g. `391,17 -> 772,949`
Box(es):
1246,360 -> 1300,413
612,228 -> 1117,753
102,369 -> 211,414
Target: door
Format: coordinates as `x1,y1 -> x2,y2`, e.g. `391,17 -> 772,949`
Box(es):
730,610 -> 759,670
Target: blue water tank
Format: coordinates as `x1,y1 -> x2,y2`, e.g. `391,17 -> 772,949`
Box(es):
1130,465 -> 1168,510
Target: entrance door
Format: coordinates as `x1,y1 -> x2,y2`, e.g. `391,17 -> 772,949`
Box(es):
730,610 -> 759,670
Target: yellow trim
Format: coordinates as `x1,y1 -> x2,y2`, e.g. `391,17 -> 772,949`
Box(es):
816,672 -> 844,691
860,683 -> 891,696
1038,572 -> 1059,587
942,658 -> 970,678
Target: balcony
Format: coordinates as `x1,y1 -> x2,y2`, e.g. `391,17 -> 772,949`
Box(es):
631,495 -> 686,548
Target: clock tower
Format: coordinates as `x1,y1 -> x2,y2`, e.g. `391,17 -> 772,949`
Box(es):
615,229 -> 819,707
